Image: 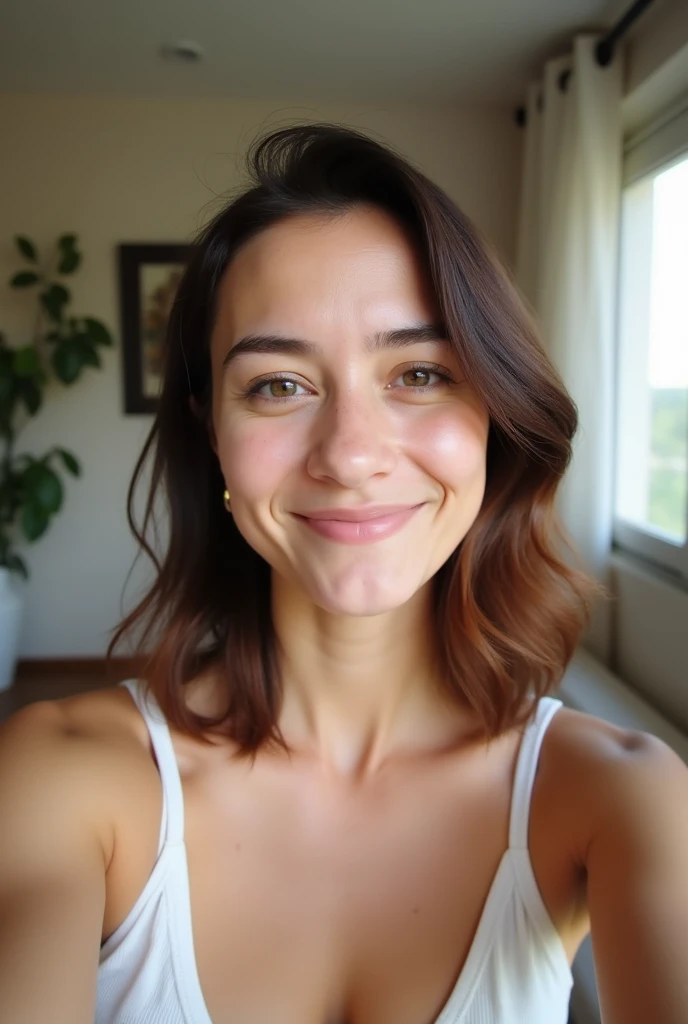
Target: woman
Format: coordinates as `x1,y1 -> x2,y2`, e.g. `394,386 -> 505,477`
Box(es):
1,124 -> 686,1024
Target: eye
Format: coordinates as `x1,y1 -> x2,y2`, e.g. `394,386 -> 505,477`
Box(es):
400,368 -> 436,387
244,375 -> 310,400
391,364 -> 454,390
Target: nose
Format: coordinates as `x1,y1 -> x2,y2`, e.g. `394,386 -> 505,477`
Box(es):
306,388 -> 398,489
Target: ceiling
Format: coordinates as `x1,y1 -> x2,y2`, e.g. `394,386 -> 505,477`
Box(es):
0,0 -> 638,105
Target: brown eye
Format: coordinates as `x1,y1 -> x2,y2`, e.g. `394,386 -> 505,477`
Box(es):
402,369 -> 432,387
246,376 -> 309,400
268,379 -> 298,397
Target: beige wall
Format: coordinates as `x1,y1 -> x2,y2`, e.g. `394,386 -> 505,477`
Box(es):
621,0 -> 688,134
0,94 -> 521,656
624,0 -> 688,97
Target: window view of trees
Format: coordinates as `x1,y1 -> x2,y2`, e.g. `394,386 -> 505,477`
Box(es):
649,388 -> 687,539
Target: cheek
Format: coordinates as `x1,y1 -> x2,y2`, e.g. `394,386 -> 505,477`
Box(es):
216,417 -> 305,500
410,405 -> 488,487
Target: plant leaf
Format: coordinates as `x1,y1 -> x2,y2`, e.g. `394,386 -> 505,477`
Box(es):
6,553 -> 29,580
0,351 -> 13,400
23,463 -> 63,514
15,236 -> 38,263
77,336 -> 101,368
51,339 -> 82,384
0,419 -> 14,446
83,317 -> 113,347
54,448 -> 81,477
11,271 -> 39,288
13,345 -> 41,377
58,250 -> 81,274
40,283 -> 71,323
58,234 -> 78,251
21,501 -> 49,542
0,480 -> 14,520
17,379 -> 42,416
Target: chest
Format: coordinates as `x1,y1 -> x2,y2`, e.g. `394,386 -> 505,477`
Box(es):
102,734 -> 580,1024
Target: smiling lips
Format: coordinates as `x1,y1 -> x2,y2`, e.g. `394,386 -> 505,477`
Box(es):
294,504 -> 424,544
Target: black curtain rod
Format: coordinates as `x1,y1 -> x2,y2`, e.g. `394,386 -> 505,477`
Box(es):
514,0 -> 656,127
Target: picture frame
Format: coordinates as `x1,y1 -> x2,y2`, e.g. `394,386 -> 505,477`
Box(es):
118,243 -> 193,414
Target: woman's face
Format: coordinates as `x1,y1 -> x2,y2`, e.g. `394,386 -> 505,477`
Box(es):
209,206 -> 490,616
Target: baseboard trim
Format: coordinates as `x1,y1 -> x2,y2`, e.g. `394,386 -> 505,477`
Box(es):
15,657 -> 143,680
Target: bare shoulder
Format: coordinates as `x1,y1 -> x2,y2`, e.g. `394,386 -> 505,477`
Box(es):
0,687 -> 159,1022
1,681 -> 153,759
542,708 -> 688,1020
0,684 -> 157,872
543,701 -> 686,785
540,701 -> 688,861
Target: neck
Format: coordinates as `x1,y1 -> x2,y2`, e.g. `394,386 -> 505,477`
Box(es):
271,574 -> 467,779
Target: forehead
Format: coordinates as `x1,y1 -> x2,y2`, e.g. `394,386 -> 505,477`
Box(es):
212,207 -> 438,340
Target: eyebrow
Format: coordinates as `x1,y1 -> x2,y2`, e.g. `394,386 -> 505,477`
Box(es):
221,323 -> 448,368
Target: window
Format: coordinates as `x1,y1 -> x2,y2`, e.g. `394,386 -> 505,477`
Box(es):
614,100 -> 688,580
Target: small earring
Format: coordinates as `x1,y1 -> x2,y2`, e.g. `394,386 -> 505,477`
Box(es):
223,489 -> 232,513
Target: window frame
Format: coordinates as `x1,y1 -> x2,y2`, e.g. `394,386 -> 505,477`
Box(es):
613,97 -> 688,584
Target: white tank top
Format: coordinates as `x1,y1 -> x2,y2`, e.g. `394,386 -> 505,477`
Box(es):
96,679 -> 573,1023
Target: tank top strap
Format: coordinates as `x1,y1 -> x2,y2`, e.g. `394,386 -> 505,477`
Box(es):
119,678 -> 186,851
508,695 -> 563,850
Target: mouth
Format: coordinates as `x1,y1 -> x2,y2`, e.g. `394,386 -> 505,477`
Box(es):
293,504 -> 425,544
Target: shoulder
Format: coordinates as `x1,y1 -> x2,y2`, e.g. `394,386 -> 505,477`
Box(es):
541,708 -> 688,1019
543,699 -> 687,795
0,684 -> 158,871
0,687 -> 161,1020
540,701 -> 688,865
0,681 -> 153,759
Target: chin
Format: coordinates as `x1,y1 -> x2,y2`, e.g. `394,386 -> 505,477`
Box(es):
305,570 -> 423,618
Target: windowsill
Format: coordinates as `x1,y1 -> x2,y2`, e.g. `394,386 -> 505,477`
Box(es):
611,544 -> 688,597
608,546 -> 688,733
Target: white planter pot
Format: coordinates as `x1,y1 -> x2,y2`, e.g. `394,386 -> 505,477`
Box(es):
0,567 -> 23,692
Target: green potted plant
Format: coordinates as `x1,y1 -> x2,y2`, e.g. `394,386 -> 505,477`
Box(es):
0,234 -> 113,691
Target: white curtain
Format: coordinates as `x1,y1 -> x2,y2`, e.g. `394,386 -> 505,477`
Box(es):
516,35 -> 623,663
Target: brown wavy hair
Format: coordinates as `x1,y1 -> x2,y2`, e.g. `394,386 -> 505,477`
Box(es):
108,122 -> 600,754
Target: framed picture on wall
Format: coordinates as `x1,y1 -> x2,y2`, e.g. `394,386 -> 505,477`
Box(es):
118,243 -> 193,414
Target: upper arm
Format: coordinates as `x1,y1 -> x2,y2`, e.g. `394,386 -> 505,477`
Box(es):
0,701 -> 109,1024
584,729 -> 688,1024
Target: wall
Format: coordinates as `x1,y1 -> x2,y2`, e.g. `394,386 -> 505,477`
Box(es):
0,93 -> 521,656
624,0 -> 688,99
622,0 -> 688,134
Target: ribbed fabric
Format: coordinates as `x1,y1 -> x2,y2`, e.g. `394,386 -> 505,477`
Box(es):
96,680 -> 573,1023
